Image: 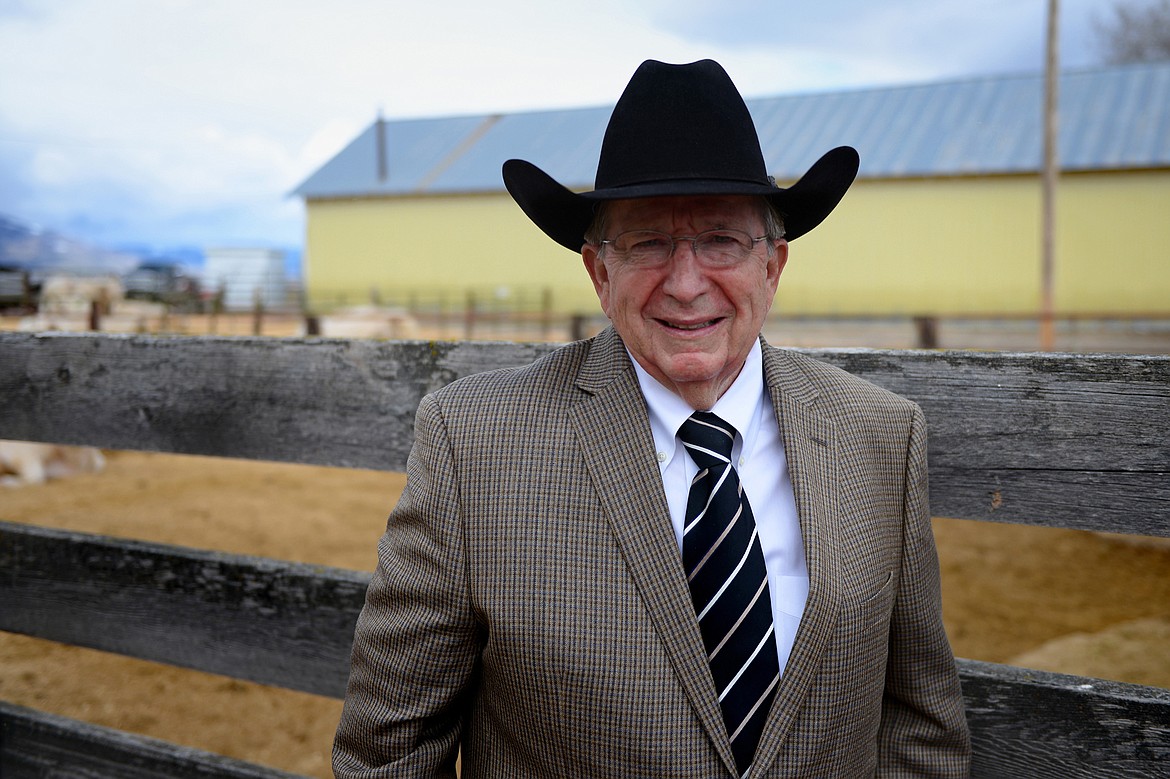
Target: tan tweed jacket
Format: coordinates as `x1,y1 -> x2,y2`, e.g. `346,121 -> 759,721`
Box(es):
333,327 -> 971,778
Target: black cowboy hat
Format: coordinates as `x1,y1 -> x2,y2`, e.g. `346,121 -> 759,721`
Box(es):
502,59 -> 859,253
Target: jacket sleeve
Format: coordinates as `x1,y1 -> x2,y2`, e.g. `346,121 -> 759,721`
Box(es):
877,404 -> 972,777
333,392 -> 482,779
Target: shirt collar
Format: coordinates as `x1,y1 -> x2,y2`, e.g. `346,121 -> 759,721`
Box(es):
630,340 -> 766,457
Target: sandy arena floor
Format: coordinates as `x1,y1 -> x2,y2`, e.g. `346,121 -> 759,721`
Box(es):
1,449 -> 1168,777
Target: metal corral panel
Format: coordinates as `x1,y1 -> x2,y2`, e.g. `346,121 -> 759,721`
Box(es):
294,62 -> 1170,199
203,248 -> 287,311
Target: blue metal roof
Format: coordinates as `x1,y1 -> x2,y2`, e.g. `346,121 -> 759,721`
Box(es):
293,62 -> 1170,199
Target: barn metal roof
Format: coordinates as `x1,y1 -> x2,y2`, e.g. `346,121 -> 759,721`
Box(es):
293,62 -> 1170,199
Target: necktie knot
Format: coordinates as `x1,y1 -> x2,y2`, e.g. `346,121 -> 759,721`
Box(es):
678,411 -> 736,466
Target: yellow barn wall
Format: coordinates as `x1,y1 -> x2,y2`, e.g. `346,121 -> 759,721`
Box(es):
304,170 -> 1168,317
304,194 -> 601,314
779,170 -> 1169,315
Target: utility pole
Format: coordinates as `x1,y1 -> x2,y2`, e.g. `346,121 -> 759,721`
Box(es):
1040,0 -> 1060,350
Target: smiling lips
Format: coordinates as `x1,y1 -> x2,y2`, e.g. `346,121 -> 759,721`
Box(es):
660,317 -> 723,331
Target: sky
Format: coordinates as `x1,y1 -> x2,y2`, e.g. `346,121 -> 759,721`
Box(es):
0,0 -> 1121,256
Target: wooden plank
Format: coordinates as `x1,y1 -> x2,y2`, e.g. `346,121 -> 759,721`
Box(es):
1,332 -> 1167,535
958,658 -> 1170,778
0,701 -> 305,778
3,667 -> 1169,779
0,521 -> 366,698
2,677 -> 1166,779
815,349 -> 1170,536
0,331 -> 555,471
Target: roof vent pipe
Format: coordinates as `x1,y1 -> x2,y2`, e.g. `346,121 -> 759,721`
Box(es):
376,110 -> 388,183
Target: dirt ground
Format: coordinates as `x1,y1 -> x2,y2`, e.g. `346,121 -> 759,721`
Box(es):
2,450 -> 1168,777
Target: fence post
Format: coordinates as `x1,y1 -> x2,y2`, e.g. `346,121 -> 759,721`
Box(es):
914,316 -> 939,349
208,287 -> 225,334
252,290 -> 265,336
541,287 -> 553,340
571,314 -> 588,341
464,290 -> 477,340
21,271 -> 35,311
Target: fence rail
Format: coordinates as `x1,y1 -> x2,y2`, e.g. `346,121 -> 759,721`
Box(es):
1,330 -> 1169,778
3,332 -> 1167,533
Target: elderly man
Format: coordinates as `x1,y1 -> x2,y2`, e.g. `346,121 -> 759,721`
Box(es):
334,59 -> 971,778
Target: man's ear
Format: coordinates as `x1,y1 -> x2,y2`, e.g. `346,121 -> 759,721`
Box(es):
582,245 -> 611,314
768,239 -> 789,291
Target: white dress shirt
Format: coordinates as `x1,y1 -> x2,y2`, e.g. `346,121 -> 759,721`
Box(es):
629,340 -> 809,676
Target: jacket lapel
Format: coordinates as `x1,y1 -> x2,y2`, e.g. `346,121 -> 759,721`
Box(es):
753,344 -> 844,771
567,328 -> 740,774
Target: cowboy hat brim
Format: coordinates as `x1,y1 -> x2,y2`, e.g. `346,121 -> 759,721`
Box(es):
503,145 -> 860,253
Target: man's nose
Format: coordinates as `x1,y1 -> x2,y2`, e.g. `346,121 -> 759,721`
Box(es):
660,241 -> 709,300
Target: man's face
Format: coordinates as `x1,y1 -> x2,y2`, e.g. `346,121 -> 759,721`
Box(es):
582,195 -> 787,409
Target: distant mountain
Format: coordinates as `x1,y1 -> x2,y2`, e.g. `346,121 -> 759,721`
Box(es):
0,213 -> 139,276
0,213 -> 303,282
0,214 -> 29,246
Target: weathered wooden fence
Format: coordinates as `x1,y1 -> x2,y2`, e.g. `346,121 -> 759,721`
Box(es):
1,331 -> 1168,778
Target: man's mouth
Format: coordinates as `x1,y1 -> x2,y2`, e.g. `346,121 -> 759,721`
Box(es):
660,318 -> 720,331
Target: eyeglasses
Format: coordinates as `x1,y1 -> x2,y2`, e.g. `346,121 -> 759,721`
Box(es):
599,228 -> 770,268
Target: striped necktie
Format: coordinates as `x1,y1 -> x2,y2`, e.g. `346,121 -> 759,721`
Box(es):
679,411 -> 779,777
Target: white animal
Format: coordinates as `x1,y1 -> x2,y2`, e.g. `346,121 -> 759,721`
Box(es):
39,274 -> 124,315
305,306 -> 417,339
0,441 -> 106,487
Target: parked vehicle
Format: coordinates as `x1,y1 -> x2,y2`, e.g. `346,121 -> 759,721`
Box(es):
122,263 -> 201,309
0,264 -> 38,310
